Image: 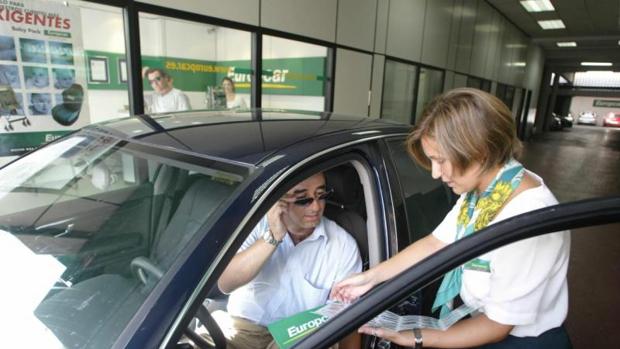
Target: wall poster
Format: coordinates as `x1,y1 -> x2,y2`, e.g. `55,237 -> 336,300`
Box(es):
0,0 -> 89,157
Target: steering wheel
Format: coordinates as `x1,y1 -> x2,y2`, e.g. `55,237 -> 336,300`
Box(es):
130,256 -> 164,285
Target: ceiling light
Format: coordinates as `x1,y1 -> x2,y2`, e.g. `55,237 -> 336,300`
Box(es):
538,20 -> 565,30
556,42 -> 577,47
581,62 -> 613,66
520,0 -> 555,12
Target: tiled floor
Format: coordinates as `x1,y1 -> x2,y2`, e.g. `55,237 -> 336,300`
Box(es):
521,125 -> 620,349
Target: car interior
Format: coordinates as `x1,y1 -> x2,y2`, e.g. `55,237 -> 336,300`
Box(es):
190,161 -> 375,348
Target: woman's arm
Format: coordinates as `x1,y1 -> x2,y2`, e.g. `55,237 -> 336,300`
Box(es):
360,313 -> 513,348
331,234 -> 446,302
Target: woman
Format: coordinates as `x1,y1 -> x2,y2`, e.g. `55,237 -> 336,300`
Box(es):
331,88 -> 572,348
222,77 -> 247,109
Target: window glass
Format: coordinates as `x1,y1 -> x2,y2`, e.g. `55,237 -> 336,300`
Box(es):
262,35 -> 328,111
381,59 -> 417,124
386,139 -> 456,244
414,67 -> 444,124
0,0 -> 129,160
0,131 -> 244,348
139,14 -> 252,113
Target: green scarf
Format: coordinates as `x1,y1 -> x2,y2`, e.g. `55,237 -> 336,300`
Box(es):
432,159 -> 525,318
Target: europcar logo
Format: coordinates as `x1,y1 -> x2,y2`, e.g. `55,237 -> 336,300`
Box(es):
286,315 -> 328,341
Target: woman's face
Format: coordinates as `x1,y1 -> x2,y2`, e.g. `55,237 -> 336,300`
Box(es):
421,137 -> 483,195
222,79 -> 233,94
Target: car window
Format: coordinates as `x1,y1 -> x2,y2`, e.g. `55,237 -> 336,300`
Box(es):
0,132 -> 245,348
386,139 -> 457,244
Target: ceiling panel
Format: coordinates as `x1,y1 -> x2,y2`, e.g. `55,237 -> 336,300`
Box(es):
487,0 -> 620,71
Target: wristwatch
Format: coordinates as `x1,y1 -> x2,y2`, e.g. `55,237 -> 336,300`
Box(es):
413,328 -> 423,349
261,230 -> 281,246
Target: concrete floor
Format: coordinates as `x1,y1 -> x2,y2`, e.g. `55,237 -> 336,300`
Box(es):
520,125 -> 620,349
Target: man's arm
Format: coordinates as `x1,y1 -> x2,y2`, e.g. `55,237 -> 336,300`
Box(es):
217,200 -> 289,294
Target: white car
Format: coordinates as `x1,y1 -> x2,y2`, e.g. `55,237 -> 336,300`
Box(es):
578,111 -> 597,125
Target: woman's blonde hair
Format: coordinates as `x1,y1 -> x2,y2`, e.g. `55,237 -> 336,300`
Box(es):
406,87 -> 522,174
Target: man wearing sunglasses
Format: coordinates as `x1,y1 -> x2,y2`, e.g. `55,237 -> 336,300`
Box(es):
215,172 -> 362,349
143,67 -> 191,113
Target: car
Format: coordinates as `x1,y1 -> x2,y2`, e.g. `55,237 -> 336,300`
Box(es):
559,112 -> 573,128
0,109 -> 618,349
549,113 -> 563,131
603,112 -> 620,128
578,111 -> 597,125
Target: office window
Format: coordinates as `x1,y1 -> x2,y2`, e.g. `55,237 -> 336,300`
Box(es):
414,67 -> 444,124
261,36 -> 328,112
381,60 -> 417,124
139,14 -> 252,113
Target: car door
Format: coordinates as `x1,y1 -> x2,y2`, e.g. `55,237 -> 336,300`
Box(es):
293,196 -> 620,349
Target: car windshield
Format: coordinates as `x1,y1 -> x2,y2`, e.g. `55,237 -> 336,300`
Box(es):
0,131 -> 247,348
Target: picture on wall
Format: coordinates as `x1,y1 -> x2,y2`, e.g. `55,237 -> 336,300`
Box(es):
88,57 -> 109,83
118,58 -> 127,83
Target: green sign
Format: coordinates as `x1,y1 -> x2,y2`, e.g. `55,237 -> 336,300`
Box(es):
0,131 -> 70,157
268,306 -> 329,349
85,51 -> 326,96
593,99 -> 620,108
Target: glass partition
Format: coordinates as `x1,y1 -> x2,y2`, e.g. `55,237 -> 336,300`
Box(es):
381,59 -> 417,124
414,67 -> 444,124
139,14 -> 252,113
262,35 -> 328,112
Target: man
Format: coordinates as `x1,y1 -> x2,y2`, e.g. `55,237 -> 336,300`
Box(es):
215,172 -> 362,349
143,67 -> 190,113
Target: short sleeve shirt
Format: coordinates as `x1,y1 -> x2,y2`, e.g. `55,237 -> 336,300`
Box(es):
227,216 -> 363,326
146,88 -> 191,113
432,171 -> 571,337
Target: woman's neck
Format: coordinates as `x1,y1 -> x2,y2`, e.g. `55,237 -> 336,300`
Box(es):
475,165 -> 502,194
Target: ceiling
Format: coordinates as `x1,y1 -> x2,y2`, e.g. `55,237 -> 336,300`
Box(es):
488,0 -> 620,73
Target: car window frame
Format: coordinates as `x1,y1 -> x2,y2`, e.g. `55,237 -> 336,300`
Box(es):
293,196 -> 620,348
163,144 -> 391,349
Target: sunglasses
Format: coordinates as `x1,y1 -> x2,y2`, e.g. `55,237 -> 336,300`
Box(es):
148,76 -> 163,84
291,188 -> 333,207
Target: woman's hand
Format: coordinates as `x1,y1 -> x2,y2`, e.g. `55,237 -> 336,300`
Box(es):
358,325 -> 414,347
330,270 -> 377,302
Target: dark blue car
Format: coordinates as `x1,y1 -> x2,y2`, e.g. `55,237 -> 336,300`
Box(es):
0,110 -> 617,349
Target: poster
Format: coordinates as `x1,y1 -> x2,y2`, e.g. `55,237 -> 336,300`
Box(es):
0,0 -> 88,157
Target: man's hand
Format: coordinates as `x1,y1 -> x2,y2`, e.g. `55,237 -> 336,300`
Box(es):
266,197 -> 291,242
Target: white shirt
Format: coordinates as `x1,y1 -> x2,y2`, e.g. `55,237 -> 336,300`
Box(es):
433,171 -> 570,337
226,95 -> 247,109
145,88 -> 191,113
227,217 -> 362,326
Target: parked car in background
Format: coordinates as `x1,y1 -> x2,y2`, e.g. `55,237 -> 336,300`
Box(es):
603,112 -> 620,128
552,112 -> 573,129
578,111 -> 597,125
550,113 -> 563,131
560,112 -> 573,128
0,109 -> 618,349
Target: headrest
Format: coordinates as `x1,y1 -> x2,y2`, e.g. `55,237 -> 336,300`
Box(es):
324,165 -> 362,207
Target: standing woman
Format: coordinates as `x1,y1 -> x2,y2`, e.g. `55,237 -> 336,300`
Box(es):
331,88 -> 572,348
222,77 -> 248,109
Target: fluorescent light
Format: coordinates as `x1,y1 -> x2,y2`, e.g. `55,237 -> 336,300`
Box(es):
557,42 -> 577,47
581,62 -> 613,66
520,0 -> 555,12
507,62 -> 527,67
538,20 -> 565,30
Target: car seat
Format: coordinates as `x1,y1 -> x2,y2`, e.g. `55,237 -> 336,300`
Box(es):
323,165 -> 368,268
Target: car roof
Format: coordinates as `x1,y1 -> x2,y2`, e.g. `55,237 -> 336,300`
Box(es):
86,109 -> 411,166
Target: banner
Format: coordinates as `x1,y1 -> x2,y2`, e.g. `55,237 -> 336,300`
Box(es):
0,0 -> 86,156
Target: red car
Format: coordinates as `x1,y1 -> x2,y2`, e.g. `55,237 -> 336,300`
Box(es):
604,112 -> 620,127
